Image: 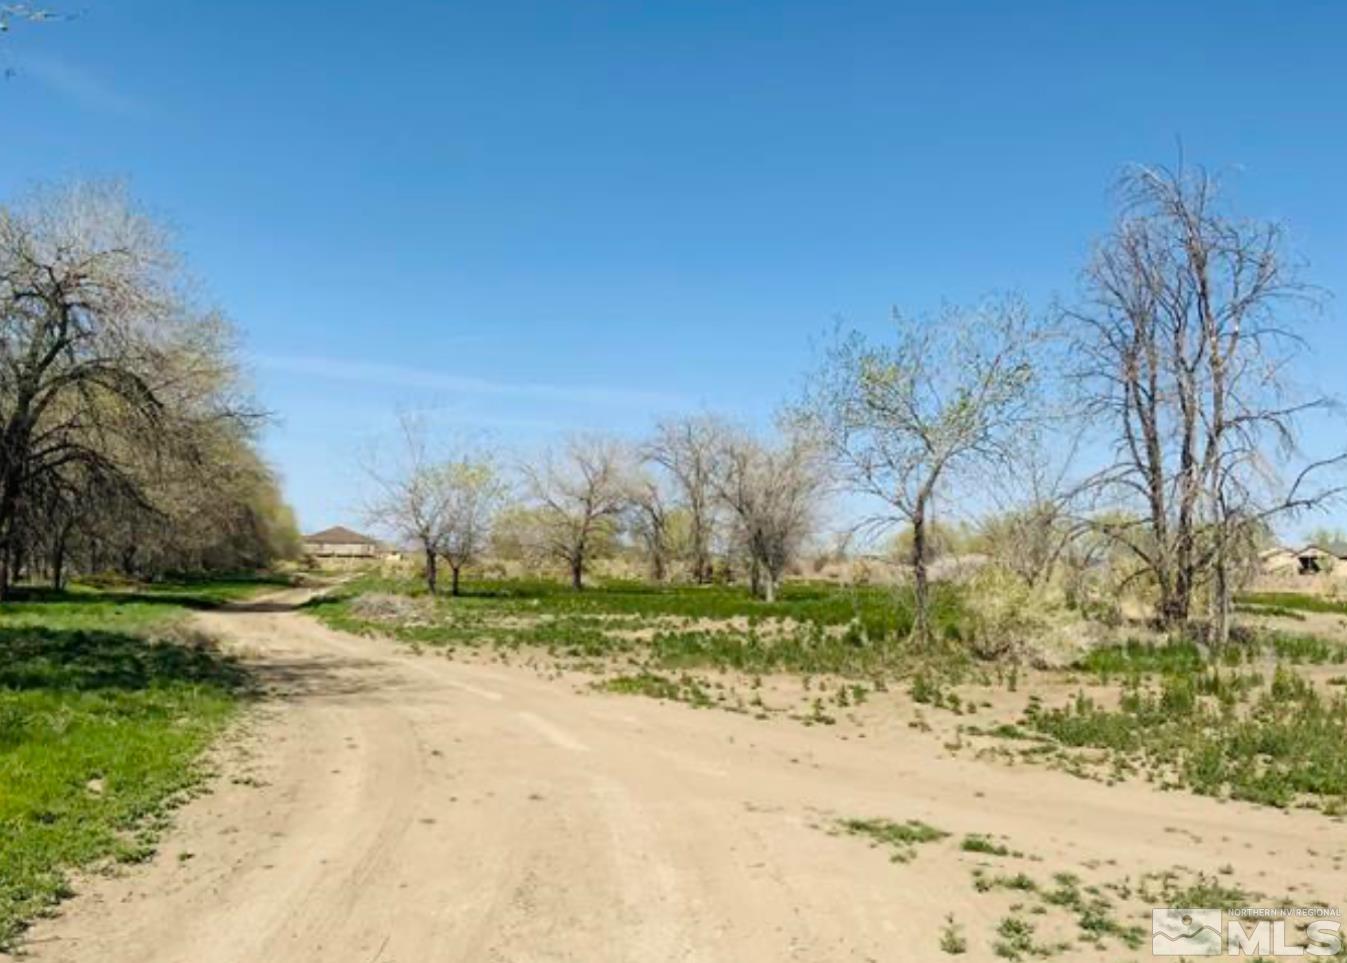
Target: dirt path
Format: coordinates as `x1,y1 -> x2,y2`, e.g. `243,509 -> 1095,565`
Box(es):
13,589 -> 1344,962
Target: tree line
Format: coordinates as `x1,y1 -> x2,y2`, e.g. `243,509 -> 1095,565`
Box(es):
366,162 -> 1343,650
363,412 -> 824,604
0,182 -> 299,597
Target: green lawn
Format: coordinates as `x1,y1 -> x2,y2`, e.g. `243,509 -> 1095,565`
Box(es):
0,578 -> 268,949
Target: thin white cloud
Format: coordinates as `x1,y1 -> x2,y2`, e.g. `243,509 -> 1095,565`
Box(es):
15,52 -> 146,117
254,353 -> 685,408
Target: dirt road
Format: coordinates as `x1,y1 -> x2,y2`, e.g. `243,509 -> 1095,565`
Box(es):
15,589 -> 1344,962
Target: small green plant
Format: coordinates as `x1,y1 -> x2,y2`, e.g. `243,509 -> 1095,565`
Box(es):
993,915 -> 1039,960
598,672 -> 712,707
940,913 -> 967,954
961,833 -> 1013,857
836,817 -> 949,863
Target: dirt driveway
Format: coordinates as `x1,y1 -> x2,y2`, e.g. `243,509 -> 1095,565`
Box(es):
13,588 -> 1343,962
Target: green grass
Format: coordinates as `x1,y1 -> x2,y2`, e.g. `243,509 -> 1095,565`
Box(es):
0,578 -> 262,948
961,833 -> 1016,857
940,914 -> 968,954
1024,647 -> 1347,808
1235,603 -> 1307,622
308,573 -> 969,678
1238,592 -> 1347,616
597,672 -> 713,707
993,915 -> 1052,960
836,816 -> 949,862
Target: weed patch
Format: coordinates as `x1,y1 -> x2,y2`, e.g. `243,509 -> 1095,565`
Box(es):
836,816 -> 949,863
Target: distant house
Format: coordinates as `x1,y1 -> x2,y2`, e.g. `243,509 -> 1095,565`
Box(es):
1259,546 -> 1299,576
301,526 -> 381,560
1294,542 -> 1347,576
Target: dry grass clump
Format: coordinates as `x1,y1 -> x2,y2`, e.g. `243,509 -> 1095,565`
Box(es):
349,592 -> 434,625
961,566 -> 1109,667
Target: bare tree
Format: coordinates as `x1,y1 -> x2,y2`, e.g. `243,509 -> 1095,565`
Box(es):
438,456 -> 506,596
797,296 -> 1045,642
645,415 -> 724,583
710,428 -> 823,602
1069,164 -> 1344,640
521,435 -> 628,591
977,427 -> 1086,590
362,413 -> 459,595
626,468 -> 675,582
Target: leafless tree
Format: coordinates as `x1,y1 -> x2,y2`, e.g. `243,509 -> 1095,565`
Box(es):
1069,163 -> 1344,641
977,426 -> 1088,590
710,428 -> 823,602
797,296 -> 1046,642
521,435 -> 628,591
645,415 -> 724,583
438,455 -> 506,596
625,467 -> 675,582
362,413 -> 460,595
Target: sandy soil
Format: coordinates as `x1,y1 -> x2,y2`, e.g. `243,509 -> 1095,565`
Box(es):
11,588 -> 1345,962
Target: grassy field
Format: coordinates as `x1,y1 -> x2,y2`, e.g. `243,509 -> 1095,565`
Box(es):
308,574 -> 968,678
317,573 -> 1347,819
0,577 -> 277,948
1237,591 -> 1347,616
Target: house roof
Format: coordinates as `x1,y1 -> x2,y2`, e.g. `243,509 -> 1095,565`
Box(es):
302,525 -> 380,546
1298,542 -> 1347,559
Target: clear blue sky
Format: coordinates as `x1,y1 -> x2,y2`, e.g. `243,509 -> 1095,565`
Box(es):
2,1 -> 1345,533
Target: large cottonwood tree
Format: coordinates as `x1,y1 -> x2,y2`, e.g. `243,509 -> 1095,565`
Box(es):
0,182 -> 270,595
1070,164 -> 1343,640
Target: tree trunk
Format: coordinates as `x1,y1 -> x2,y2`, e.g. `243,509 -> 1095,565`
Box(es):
51,536 -> 66,591
748,557 -> 762,599
570,556 -> 584,591
0,479 -> 19,601
911,498 -> 932,645
10,539 -> 24,590
424,548 -> 438,595
1212,554 -> 1231,649
690,507 -> 711,584
762,568 -> 776,603
450,563 -> 461,597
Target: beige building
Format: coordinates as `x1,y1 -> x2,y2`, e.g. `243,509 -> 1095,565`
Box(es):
1293,543 -> 1347,576
1258,546 -> 1299,576
301,526 -> 381,560
1258,543 -> 1347,579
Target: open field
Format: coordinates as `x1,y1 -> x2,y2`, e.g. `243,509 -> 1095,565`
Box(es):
310,576 -> 1347,816
5,2 -> 1346,958
5,582 -> 1345,962
0,578 -> 282,948
309,574 -> 967,676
